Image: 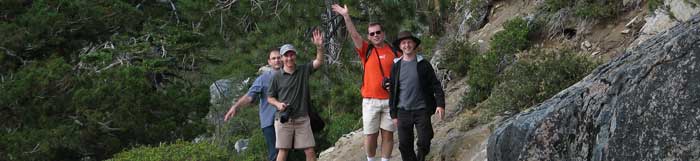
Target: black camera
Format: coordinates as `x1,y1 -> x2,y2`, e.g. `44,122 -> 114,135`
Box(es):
279,111 -> 290,123
382,77 -> 391,91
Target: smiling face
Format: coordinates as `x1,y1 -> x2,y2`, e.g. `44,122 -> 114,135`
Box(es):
399,38 -> 417,55
282,51 -> 296,68
367,24 -> 384,46
267,50 -> 282,70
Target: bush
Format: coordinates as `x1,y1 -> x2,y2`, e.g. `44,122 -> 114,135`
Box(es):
443,39 -> 479,77
107,140 -> 228,161
463,17 -> 534,106
574,1 -> 620,19
481,49 -> 599,114
490,17 -> 532,56
463,51 -> 500,106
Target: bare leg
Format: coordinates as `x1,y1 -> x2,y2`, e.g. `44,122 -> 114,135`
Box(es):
366,133 -> 379,159
276,149 -> 288,161
380,129 -> 394,159
304,147 -> 317,161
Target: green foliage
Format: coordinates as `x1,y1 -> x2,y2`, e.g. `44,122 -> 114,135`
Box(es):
463,17 -> 534,106
544,0 -> 574,12
443,39 -> 479,77
107,140 -> 228,161
490,18 -> 532,55
481,49 -> 599,114
2,0 -> 445,160
542,0 -> 621,19
648,0 -> 664,12
463,51 -> 500,106
574,1 -> 620,19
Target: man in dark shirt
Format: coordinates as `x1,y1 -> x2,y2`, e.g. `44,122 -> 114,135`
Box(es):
267,29 -> 324,161
388,31 -> 445,161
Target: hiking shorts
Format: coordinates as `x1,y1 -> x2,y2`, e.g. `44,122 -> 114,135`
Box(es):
362,98 -> 395,134
275,115 -> 315,149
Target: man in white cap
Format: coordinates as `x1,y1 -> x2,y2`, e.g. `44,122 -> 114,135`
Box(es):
267,29 -> 324,161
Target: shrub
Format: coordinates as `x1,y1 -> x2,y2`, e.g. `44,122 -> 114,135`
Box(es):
481,49 -> 600,114
443,39 -> 480,77
490,17 -> 532,56
574,1 -> 620,19
107,140 -> 228,161
463,51 -> 500,106
463,17 -> 534,106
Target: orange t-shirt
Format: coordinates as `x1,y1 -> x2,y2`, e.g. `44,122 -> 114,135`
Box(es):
357,41 -> 401,99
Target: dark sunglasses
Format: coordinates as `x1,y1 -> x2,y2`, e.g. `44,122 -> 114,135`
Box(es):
369,30 -> 382,36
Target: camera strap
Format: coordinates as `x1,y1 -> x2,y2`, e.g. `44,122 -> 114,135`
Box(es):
374,49 -> 387,78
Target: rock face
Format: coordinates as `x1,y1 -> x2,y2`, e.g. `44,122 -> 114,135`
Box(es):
487,15 -> 700,161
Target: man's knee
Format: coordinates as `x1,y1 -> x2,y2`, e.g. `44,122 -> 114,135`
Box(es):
304,148 -> 315,155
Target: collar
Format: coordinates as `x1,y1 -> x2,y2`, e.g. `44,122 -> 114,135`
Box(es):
394,54 -> 424,63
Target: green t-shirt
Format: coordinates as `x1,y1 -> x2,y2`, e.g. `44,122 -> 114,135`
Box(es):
267,63 -> 316,119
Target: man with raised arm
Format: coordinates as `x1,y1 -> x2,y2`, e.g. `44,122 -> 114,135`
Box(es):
267,29 -> 324,161
332,4 -> 401,161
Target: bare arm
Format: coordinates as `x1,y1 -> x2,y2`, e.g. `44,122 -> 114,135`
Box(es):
267,96 -> 287,111
224,95 -> 254,121
312,28 -> 324,69
332,4 -> 363,49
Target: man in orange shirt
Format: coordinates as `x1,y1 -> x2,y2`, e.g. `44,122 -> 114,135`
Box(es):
332,4 -> 401,161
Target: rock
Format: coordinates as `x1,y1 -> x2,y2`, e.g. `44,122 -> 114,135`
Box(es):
667,0 -> 700,22
581,41 -> 592,51
621,29 -> 631,34
456,0 -> 493,38
234,139 -> 249,153
488,15 -> 700,161
625,16 -> 639,28
591,51 -> 600,56
632,9 -> 679,47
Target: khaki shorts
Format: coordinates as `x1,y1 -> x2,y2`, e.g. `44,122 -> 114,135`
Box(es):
362,98 -> 395,134
274,115 -> 315,149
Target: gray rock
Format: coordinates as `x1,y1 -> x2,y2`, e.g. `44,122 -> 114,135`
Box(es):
457,0 -> 493,37
234,139 -> 249,153
667,0 -> 700,22
488,15 -> 700,161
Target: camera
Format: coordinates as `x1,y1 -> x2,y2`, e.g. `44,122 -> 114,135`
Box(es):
279,111 -> 290,123
381,77 -> 391,91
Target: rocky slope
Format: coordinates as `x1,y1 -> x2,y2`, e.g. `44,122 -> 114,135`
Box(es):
488,15 -> 700,161
318,0 -> 700,160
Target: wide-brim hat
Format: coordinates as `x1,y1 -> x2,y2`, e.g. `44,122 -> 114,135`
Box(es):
280,44 -> 297,56
392,31 -> 421,50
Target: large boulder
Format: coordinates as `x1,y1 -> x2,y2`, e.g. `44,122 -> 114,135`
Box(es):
487,15 -> 700,161
632,0 -> 700,48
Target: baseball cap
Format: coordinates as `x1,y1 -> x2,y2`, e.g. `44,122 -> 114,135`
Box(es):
280,44 -> 297,56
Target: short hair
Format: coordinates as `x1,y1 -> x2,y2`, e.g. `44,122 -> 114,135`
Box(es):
368,22 -> 383,31
269,47 -> 280,53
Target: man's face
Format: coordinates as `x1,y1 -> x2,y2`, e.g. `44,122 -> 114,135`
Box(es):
367,25 -> 384,45
282,51 -> 296,68
399,39 -> 417,54
268,51 -> 282,70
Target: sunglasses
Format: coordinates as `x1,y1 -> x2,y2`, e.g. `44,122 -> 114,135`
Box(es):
369,30 -> 382,36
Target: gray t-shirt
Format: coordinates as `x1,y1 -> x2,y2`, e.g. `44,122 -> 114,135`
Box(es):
398,59 -> 426,110
267,63 -> 316,119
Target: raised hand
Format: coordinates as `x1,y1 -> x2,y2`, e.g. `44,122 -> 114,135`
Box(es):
331,4 -> 349,16
312,28 -> 323,47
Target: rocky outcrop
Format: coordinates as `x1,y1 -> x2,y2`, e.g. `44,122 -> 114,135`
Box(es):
632,0 -> 700,48
488,15 -> 700,161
